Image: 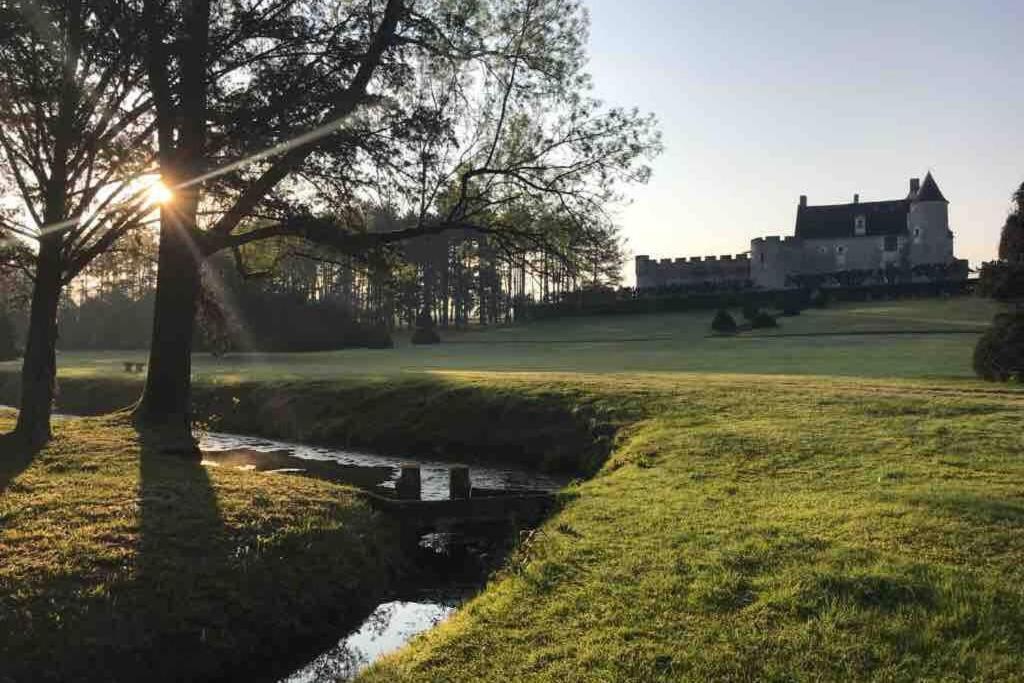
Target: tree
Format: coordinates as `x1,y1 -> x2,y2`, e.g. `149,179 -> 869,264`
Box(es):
978,181 -> 1024,301
0,0 -> 155,445
975,181 -> 1024,382
998,182 -> 1024,263
135,0 -> 659,448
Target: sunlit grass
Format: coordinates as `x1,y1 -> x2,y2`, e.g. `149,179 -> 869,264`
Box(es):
0,409 -> 400,681
359,373 -> 1024,682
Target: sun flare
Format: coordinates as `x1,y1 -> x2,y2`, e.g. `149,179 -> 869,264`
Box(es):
147,180 -> 173,205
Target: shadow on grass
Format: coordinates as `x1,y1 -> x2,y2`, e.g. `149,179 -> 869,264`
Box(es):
0,430 -> 39,499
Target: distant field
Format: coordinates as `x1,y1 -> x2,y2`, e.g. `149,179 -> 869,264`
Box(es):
1,297 -> 1006,382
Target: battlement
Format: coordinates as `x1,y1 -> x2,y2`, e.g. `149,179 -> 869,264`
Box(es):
635,250 -> 752,289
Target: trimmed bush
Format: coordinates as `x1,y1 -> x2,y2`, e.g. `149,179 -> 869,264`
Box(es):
411,309 -> 441,345
973,312 -> 1024,382
809,289 -> 830,308
741,302 -> 760,321
751,312 -> 778,329
711,309 -> 738,334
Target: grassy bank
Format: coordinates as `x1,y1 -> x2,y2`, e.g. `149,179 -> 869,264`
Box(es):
0,373 -> 621,474
358,373 -> 1024,682
3,297 -> 1023,680
0,409 -> 402,682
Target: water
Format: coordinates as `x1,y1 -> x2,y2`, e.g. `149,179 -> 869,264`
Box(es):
1,408 -> 557,678
200,431 -> 567,500
282,599 -> 457,682
199,430 -> 561,681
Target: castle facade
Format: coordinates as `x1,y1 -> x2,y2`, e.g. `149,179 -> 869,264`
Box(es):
636,172 -> 966,290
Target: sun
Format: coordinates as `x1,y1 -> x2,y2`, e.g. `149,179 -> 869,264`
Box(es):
147,180 -> 173,205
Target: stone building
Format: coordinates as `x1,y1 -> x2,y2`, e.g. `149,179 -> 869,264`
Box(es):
634,253 -> 750,289
636,172 -> 966,291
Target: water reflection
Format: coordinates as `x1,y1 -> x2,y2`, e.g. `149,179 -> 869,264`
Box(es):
282,600 -> 456,682
200,431 -> 566,500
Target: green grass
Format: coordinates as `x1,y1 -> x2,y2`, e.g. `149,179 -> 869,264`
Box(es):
0,297 -> 1007,382
358,373 -> 1024,682
0,410 -> 402,682
3,296 -> 1023,681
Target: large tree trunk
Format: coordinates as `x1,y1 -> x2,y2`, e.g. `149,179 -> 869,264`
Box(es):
14,238 -> 63,447
135,205 -> 203,452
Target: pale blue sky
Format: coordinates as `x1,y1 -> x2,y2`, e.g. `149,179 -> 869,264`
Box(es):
584,0 -> 1023,284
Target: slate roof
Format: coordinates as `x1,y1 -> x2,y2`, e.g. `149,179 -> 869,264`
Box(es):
795,199 -> 909,240
915,172 -> 947,203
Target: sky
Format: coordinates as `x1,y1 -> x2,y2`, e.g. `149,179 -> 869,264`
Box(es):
582,0 -> 1024,285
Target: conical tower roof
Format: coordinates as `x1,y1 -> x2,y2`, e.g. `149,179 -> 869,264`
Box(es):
915,171 -> 947,203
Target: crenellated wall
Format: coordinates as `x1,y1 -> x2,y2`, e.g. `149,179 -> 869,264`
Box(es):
636,253 -> 750,289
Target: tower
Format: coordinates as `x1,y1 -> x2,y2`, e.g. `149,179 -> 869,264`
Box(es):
907,172 -> 954,266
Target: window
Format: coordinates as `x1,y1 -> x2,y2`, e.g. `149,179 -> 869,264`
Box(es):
884,234 -> 898,252
836,245 -> 846,254
912,226 -> 922,243
854,215 -> 866,236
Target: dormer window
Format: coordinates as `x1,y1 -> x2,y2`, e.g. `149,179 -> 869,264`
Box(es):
854,215 -> 866,236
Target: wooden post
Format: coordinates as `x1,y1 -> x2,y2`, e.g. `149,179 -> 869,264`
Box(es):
449,466 -> 471,500
396,465 -> 421,500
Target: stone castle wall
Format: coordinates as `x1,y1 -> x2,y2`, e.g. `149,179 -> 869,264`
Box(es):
635,254 -> 751,289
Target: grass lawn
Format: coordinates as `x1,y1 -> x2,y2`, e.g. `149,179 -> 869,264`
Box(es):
0,297 -> 1007,383
359,373 -> 1024,682
2,296 -> 1023,681
0,410 -> 402,682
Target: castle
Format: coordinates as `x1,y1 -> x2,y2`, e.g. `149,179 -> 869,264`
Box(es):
636,172 -> 966,290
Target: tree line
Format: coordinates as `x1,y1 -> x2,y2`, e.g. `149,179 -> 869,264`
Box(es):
1,0 -> 660,448
1,219 -> 624,355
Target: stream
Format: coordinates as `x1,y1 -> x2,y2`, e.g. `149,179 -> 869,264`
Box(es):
1,405 -> 565,681
198,430 -> 566,682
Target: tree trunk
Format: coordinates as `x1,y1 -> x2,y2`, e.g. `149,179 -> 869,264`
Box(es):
14,238 -> 63,447
135,206 -> 203,453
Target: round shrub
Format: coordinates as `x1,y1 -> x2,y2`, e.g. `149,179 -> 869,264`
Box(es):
809,289 -> 830,308
411,309 -> 441,345
741,302 -> 760,321
973,312 -> 1024,382
361,323 -> 394,349
711,309 -> 737,334
751,311 -> 778,329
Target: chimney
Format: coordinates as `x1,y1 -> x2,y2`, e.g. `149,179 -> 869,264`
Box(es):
853,193 -> 859,204
799,195 -> 807,208
909,178 -> 920,195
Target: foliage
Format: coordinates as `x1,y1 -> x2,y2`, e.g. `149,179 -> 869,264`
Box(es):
411,309 -> 441,345
0,305 -> 19,360
710,309 -> 737,334
997,182 -> 1024,262
973,312 -> 1024,382
750,311 -> 778,329
740,302 -> 760,321
810,289 -> 830,308
978,181 -> 1024,302
978,261 -> 1024,302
